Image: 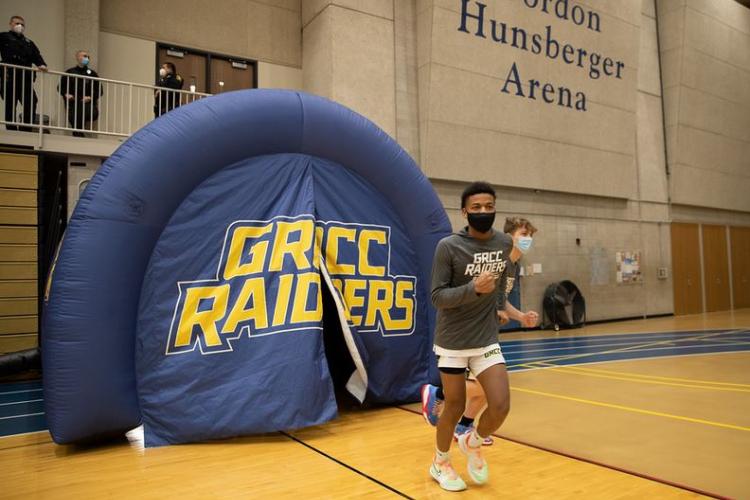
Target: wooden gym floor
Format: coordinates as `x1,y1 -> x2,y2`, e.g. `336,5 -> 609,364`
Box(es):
1,309 -> 749,499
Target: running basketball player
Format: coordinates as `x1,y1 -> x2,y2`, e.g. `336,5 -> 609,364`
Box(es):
422,217 -> 539,446
455,217 -> 539,441
428,182 -> 538,491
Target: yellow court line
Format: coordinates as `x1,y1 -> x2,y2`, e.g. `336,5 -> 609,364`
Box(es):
512,330 -> 734,370
511,386 -> 750,432
531,362 -> 750,393
535,361 -> 750,389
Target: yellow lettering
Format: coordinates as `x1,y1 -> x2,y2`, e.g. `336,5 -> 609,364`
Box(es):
365,280 -> 393,327
272,274 -> 294,326
221,277 -> 268,333
291,272 -> 323,323
343,279 -> 366,326
269,220 -> 314,272
313,226 -> 324,270
175,285 -> 230,348
326,226 -> 356,275
358,229 -> 387,277
224,224 -> 272,280
390,280 -> 414,330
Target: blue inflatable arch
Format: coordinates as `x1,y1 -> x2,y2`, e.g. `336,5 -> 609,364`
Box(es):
43,90 -> 451,445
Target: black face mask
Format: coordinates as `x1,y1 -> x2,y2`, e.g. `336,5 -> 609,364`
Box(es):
467,212 -> 495,233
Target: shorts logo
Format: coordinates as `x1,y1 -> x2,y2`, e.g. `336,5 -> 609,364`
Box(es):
484,348 -> 502,358
166,215 -> 417,355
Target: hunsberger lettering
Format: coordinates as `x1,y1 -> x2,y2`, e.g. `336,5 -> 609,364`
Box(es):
167,216 -> 416,355
457,0 -> 624,81
465,250 -> 507,277
457,0 -> 627,112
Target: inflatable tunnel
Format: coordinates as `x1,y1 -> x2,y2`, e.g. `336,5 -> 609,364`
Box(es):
42,90 -> 451,446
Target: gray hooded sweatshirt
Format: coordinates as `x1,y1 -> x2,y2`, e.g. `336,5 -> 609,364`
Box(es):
431,227 -> 513,351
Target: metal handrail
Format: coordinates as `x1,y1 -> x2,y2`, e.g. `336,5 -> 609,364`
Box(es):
1,61 -> 211,92
0,61 -> 212,139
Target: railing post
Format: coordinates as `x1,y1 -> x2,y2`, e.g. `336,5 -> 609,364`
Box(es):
37,68 -> 44,144
0,61 -> 213,140
128,83 -> 133,134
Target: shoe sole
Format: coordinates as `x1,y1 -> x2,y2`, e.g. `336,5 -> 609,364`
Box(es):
430,464 -> 467,492
457,434 -> 489,485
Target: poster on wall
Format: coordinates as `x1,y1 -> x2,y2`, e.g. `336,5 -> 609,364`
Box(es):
590,247 -> 609,286
616,251 -> 642,284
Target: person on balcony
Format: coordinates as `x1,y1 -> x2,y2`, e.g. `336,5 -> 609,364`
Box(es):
0,15 -> 48,131
154,62 -> 183,118
59,50 -> 102,137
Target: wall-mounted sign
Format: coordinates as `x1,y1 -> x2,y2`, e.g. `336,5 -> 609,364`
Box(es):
457,0 -> 626,112
616,251 -> 642,284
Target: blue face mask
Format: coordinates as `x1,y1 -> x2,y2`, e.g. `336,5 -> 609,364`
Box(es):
516,236 -> 533,254
82,57 -> 90,66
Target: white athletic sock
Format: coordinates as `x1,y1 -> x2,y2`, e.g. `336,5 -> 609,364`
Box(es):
435,448 -> 450,463
468,429 -> 484,448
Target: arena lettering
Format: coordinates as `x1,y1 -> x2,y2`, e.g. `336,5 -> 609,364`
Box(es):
457,0 -> 626,113
166,215 -> 416,355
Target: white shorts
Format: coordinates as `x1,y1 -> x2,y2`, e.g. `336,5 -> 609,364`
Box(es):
434,343 -> 506,378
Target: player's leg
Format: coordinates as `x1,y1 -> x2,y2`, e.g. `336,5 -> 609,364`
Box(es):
454,377 -> 493,445
430,367 -> 468,491
455,349 -> 508,485
474,363 -> 510,437
465,378 -> 486,419
436,369 -> 466,452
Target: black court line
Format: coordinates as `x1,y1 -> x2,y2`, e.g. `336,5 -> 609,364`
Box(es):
395,406 -> 729,500
280,431 -> 414,499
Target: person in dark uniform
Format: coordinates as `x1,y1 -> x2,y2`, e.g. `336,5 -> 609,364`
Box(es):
154,62 -> 183,118
59,50 -> 102,137
0,15 -> 47,131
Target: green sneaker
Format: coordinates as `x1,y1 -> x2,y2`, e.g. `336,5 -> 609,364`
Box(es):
430,459 -> 467,492
457,432 -> 489,485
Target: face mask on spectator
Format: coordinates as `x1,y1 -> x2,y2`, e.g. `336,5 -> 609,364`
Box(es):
12,23 -> 24,34
515,236 -> 533,254
159,68 -> 168,78
82,57 -> 90,66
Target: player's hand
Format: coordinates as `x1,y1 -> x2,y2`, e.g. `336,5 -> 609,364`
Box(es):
474,271 -> 497,294
497,310 -> 510,326
521,310 -> 539,328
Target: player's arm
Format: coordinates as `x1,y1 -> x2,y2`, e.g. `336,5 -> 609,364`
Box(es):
497,262 -> 538,328
495,260 -> 509,322
431,241 -> 483,309
495,275 -> 507,312
504,299 -> 539,328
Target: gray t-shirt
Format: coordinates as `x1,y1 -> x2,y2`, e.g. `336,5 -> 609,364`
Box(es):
431,227 -> 513,350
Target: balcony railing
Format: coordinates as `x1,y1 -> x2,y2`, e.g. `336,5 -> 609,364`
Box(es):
0,62 -> 211,139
